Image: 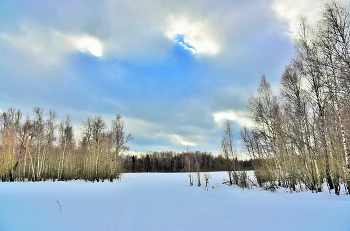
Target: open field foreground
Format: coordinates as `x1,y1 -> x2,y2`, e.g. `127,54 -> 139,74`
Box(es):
1,172 -> 350,231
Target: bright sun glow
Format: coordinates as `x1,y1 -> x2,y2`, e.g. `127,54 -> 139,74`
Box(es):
71,35 -> 104,57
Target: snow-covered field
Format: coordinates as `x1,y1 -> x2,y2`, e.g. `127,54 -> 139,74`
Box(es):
1,172 -> 350,231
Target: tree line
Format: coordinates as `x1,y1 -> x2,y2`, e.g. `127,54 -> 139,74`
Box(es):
0,106 -> 255,182
0,107 -> 132,182
122,151 -> 254,173
240,0 -> 350,195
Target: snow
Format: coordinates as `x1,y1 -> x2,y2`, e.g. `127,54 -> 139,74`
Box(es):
1,172 -> 350,231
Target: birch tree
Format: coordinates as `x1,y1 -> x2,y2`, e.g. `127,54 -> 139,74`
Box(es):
57,116 -> 73,180
221,120 -> 237,185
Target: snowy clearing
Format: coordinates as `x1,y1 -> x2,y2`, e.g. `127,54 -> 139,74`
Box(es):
1,172 -> 350,231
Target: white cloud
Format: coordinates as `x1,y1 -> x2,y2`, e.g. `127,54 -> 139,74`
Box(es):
213,110 -> 254,128
271,0 -> 323,33
165,15 -> 220,56
0,22 -> 105,77
69,35 -> 104,57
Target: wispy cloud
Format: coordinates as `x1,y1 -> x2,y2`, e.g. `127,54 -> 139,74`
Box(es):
169,134 -> 197,146
0,24 -> 68,73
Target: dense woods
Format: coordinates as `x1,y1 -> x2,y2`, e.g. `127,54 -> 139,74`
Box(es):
241,0 -> 350,194
123,151 -> 254,173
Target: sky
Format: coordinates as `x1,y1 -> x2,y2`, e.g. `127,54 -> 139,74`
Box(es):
0,0 -> 331,155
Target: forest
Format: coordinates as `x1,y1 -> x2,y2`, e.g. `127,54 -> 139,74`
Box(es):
123,151 -> 254,173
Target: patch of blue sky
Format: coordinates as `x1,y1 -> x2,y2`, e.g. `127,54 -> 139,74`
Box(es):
59,43 -> 210,127
174,34 -> 196,51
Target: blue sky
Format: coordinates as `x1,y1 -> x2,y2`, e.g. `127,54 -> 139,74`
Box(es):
0,0 -> 328,154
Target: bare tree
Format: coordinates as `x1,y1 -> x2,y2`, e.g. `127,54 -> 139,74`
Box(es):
221,120 -> 237,185
318,0 -> 350,170
0,107 -> 22,181
194,153 -> 201,186
295,15 -> 337,190
57,116 -> 73,180
109,114 -> 133,181
247,76 -> 282,189
203,172 -> 212,189
184,147 -> 193,186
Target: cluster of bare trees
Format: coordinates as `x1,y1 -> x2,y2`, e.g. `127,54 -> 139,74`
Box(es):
221,120 -> 251,189
0,107 -> 132,182
241,0 -> 350,194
